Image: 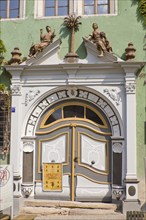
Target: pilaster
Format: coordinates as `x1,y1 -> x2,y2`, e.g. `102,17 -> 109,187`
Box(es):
122,66 -> 141,213
9,68 -> 23,197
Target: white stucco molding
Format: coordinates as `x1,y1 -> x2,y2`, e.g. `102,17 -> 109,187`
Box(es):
112,143 -> 123,153
123,62 -> 145,95
5,66 -> 23,83
5,66 -> 23,96
125,82 -> 136,94
21,136 -> 36,152
25,89 -> 40,106
22,141 -> 34,153
8,63 -> 125,87
103,88 -> 121,105
11,84 -> 22,96
5,61 -> 144,140
120,62 -> 144,181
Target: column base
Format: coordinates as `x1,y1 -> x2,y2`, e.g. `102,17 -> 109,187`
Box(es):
21,183 -> 33,198
122,199 -> 141,214
13,175 -> 22,198
64,52 -> 79,63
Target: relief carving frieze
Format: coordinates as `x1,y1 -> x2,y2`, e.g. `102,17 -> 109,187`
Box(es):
39,100 -> 49,110
67,87 -> 78,98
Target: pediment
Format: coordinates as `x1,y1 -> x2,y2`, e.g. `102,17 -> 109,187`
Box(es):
20,36 -> 123,67
21,38 -> 62,66
82,37 -> 123,63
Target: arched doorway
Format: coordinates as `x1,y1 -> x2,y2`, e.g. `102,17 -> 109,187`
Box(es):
35,100 -> 112,201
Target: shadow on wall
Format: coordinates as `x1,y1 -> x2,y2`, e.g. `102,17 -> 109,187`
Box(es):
139,179 -> 146,211
131,0 -> 146,29
0,69 -> 11,88
141,203 -> 146,212
76,41 -> 87,59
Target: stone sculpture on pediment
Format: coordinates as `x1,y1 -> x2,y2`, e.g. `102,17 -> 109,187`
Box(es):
28,26 -> 56,58
87,23 -> 113,57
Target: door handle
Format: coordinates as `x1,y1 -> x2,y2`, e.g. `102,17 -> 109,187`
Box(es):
74,157 -> 78,162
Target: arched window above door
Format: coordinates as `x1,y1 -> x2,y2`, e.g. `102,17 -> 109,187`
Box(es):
41,102 -> 107,128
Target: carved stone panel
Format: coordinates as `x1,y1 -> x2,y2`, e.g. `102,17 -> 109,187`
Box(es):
125,82 -> 136,94
25,90 -> 40,106
11,85 -> 21,95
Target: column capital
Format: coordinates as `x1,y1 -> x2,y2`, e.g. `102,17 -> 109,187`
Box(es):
125,81 -> 136,94
11,84 -> 22,96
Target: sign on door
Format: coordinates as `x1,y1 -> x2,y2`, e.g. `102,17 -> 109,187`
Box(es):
43,163 -> 62,191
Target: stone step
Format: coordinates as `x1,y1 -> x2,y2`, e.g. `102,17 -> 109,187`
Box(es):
13,214 -> 37,220
20,207 -> 70,215
21,206 -> 118,216
34,214 -> 126,220
24,200 -> 116,211
0,214 -> 10,220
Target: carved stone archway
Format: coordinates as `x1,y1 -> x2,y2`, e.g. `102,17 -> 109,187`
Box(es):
21,86 -> 124,201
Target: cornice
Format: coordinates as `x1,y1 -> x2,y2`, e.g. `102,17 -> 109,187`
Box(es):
5,61 -> 145,79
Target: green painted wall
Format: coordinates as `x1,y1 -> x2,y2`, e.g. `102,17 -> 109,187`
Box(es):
1,0 -> 145,61
136,75 -> 146,178
0,0 -> 146,177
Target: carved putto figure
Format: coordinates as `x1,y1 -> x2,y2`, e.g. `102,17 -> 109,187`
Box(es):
88,23 -> 112,56
28,26 -> 56,58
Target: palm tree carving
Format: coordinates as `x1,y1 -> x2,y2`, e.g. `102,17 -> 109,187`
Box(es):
64,14 -> 81,60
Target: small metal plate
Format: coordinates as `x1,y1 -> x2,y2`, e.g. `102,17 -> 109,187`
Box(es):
43,163 -> 62,191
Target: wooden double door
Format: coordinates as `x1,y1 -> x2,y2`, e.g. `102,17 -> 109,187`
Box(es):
37,119 -> 112,201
